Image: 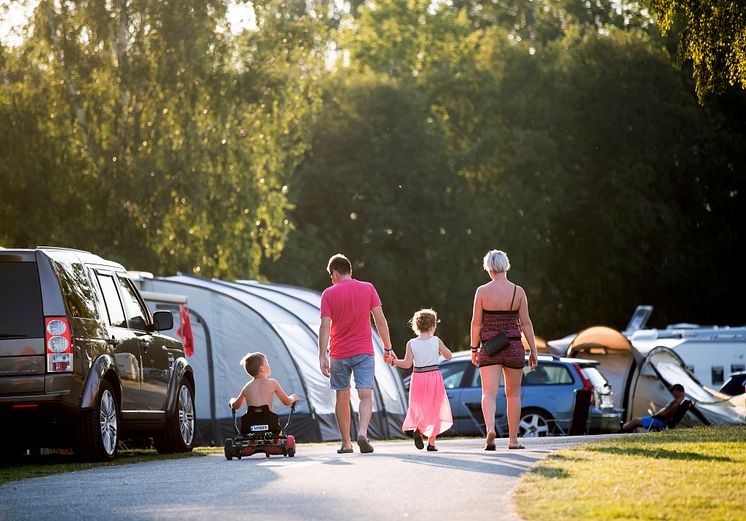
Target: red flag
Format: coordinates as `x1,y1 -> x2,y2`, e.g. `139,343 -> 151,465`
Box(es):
177,304 -> 194,357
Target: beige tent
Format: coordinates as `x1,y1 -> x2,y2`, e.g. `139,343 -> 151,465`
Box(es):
550,326 -> 746,425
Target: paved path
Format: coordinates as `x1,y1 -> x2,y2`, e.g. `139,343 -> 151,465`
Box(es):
0,435 -> 620,521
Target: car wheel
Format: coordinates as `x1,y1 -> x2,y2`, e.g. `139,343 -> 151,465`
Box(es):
74,379 -> 119,461
154,381 -> 195,454
518,409 -> 552,438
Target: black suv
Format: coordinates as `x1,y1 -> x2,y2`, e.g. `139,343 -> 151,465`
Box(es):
0,247 -> 195,460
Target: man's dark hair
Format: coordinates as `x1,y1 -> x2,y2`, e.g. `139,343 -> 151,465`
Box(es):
671,383 -> 685,392
327,254 -> 352,275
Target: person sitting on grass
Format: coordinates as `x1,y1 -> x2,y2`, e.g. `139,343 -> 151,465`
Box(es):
620,383 -> 686,432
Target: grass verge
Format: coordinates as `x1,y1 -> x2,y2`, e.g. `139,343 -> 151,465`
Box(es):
514,426 -> 746,521
0,447 -> 213,486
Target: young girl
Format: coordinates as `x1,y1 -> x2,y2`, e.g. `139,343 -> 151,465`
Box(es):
392,309 -> 453,451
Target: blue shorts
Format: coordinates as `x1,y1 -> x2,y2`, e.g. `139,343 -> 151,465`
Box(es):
329,353 -> 375,391
641,416 -> 667,430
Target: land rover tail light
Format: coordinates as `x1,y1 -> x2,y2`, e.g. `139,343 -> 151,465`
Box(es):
45,317 -> 73,373
573,363 -> 595,406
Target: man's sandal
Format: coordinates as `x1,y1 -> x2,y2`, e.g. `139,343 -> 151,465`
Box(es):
357,436 -> 374,453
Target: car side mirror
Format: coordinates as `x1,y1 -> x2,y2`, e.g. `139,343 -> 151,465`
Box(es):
152,311 -> 174,332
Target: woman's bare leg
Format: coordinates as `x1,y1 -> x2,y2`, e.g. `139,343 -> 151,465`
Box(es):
480,364 -> 502,445
503,367 -> 524,447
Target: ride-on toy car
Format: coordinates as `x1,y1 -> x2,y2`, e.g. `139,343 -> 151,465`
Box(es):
224,403 -> 296,459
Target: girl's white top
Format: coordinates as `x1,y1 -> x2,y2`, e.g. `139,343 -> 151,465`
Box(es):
410,336 -> 440,367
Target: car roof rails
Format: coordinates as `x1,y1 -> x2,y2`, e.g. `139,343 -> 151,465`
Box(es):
37,245 -> 93,254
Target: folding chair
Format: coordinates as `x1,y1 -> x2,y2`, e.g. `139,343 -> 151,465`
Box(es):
465,402 -> 504,438
645,399 -> 692,432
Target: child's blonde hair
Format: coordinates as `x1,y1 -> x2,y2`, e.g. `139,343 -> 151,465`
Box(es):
408,308 -> 438,334
240,352 -> 266,377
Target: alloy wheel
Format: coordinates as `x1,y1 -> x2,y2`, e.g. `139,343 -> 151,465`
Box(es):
99,390 -> 118,456
178,385 -> 195,446
518,412 -> 550,437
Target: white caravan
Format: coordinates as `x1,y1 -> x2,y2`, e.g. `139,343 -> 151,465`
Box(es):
623,306 -> 746,391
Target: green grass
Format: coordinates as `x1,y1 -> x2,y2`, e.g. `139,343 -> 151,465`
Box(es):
514,426 -> 746,521
0,447 -> 213,485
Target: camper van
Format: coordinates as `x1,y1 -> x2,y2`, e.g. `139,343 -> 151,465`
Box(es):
624,306 -> 746,391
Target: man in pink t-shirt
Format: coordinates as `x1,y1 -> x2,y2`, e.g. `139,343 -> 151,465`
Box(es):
319,253 -> 393,454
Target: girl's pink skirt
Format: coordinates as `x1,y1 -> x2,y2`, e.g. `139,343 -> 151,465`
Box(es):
402,370 -> 453,438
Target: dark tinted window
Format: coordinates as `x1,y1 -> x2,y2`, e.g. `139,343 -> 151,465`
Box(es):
117,276 -> 149,331
96,274 -> 127,328
711,366 -> 724,385
0,262 -> 43,337
51,260 -> 99,319
523,363 -> 574,386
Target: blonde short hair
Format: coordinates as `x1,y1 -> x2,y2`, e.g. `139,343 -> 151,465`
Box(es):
408,309 -> 439,334
483,250 -> 510,273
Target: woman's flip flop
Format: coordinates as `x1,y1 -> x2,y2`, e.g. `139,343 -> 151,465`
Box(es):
508,444 -> 526,450
485,431 -> 496,451
337,445 -> 353,454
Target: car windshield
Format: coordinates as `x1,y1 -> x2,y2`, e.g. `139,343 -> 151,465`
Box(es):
580,366 -> 610,389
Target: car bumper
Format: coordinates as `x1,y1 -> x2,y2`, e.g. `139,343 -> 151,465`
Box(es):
0,391 -> 81,445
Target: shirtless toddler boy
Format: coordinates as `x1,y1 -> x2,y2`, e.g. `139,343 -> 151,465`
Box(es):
229,352 -> 299,412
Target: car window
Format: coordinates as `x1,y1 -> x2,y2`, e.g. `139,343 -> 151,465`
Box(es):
96,274 -> 127,328
523,363 -> 573,385
441,362 -> 468,389
466,367 -> 504,388
51,260 -> 99,319
117,276 -> 149,331
0,262 -> 43,337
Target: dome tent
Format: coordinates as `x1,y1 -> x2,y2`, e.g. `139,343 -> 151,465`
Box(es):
550,326 -> 746,426
134,274 -> 407,445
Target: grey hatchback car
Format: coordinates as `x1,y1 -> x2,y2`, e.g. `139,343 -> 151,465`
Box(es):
0,247 -> 195,460
410,352 -> 621,436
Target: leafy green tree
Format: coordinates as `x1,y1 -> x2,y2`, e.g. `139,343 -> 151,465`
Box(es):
0,0 -> 326,278
318,0 -> 746,341
265,72 -> 483,349
647,0 -> 746,100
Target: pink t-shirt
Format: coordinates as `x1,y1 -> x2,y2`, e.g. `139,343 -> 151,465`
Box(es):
320,279 -> 382,359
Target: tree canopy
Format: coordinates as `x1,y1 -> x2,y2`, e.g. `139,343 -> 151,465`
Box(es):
647,0 -> 746,101
2,0 -> 744,349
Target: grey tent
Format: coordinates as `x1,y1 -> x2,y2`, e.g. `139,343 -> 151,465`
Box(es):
550,326 -> 746,426
134,274 -> 407,445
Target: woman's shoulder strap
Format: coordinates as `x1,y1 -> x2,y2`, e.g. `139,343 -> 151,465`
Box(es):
510,284 -> 517,311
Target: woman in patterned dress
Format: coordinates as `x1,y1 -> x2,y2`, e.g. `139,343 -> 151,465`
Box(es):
470,250 -> 539,450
